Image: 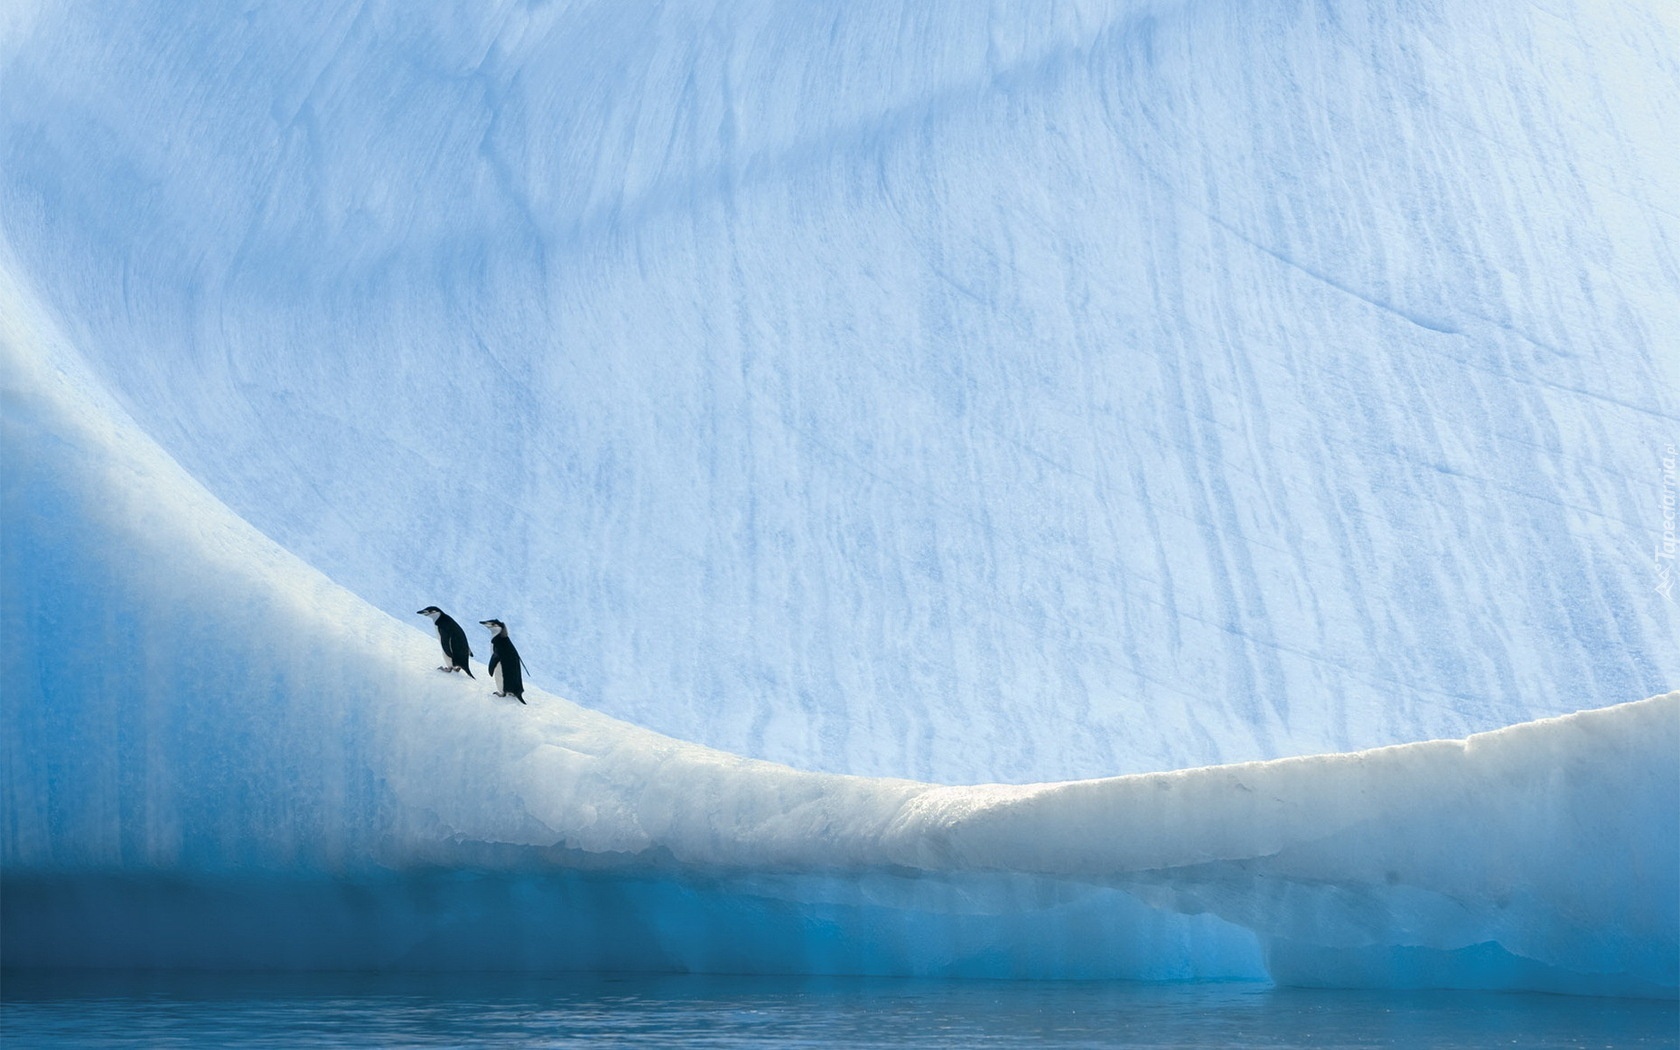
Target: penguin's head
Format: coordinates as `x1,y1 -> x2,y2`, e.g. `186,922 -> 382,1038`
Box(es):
479,618 -> 507,637
417,606 -> 443,621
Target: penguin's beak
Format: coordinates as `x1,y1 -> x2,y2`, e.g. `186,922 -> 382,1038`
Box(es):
416,609 -> 426,615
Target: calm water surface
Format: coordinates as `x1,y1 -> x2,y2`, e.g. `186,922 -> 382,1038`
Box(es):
3,972 -> 1675,1048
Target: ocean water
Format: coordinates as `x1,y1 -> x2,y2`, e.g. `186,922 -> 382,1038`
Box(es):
2,973 -> 1674,1049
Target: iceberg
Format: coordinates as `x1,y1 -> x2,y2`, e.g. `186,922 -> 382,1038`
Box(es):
3,290 -> 1675,994
2,0 -> 1676,997
2,0 -> 1676,786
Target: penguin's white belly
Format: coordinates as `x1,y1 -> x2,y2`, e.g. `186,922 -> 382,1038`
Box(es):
493,664 -> 504,691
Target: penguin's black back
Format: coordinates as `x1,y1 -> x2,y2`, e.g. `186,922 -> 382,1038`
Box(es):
436,613 -> 475,676
489,634 -> 524,698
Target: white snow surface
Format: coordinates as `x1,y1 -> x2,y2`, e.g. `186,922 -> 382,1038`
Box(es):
2,0 -> 1676,784
2,284 -> 1675,992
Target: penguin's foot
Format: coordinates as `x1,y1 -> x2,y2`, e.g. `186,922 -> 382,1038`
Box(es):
492,691 -> 505,697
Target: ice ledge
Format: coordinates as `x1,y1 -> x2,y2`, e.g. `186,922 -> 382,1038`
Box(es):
3,265 -> 1675,991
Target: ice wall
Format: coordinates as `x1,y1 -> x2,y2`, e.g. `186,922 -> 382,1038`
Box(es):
3,0 -> 1675,784
3,296 -> 1675,994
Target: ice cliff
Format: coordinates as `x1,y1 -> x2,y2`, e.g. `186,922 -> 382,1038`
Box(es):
1,0 -> 1674,783
2,292 -> 1675,993
2,0 -> 1677,994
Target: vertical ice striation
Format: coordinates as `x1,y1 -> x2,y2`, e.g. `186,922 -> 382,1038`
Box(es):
2,2 -> 1677,783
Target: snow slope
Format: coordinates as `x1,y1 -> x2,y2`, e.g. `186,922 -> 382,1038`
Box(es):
2,0 -> 1676,784
3,282 -> 1675,994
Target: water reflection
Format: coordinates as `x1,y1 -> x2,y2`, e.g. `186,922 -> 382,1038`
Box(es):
3,972 -> 1675,1049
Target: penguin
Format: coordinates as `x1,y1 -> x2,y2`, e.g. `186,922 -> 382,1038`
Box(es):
479,619 -> 527,704
417,607 -> 474,677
